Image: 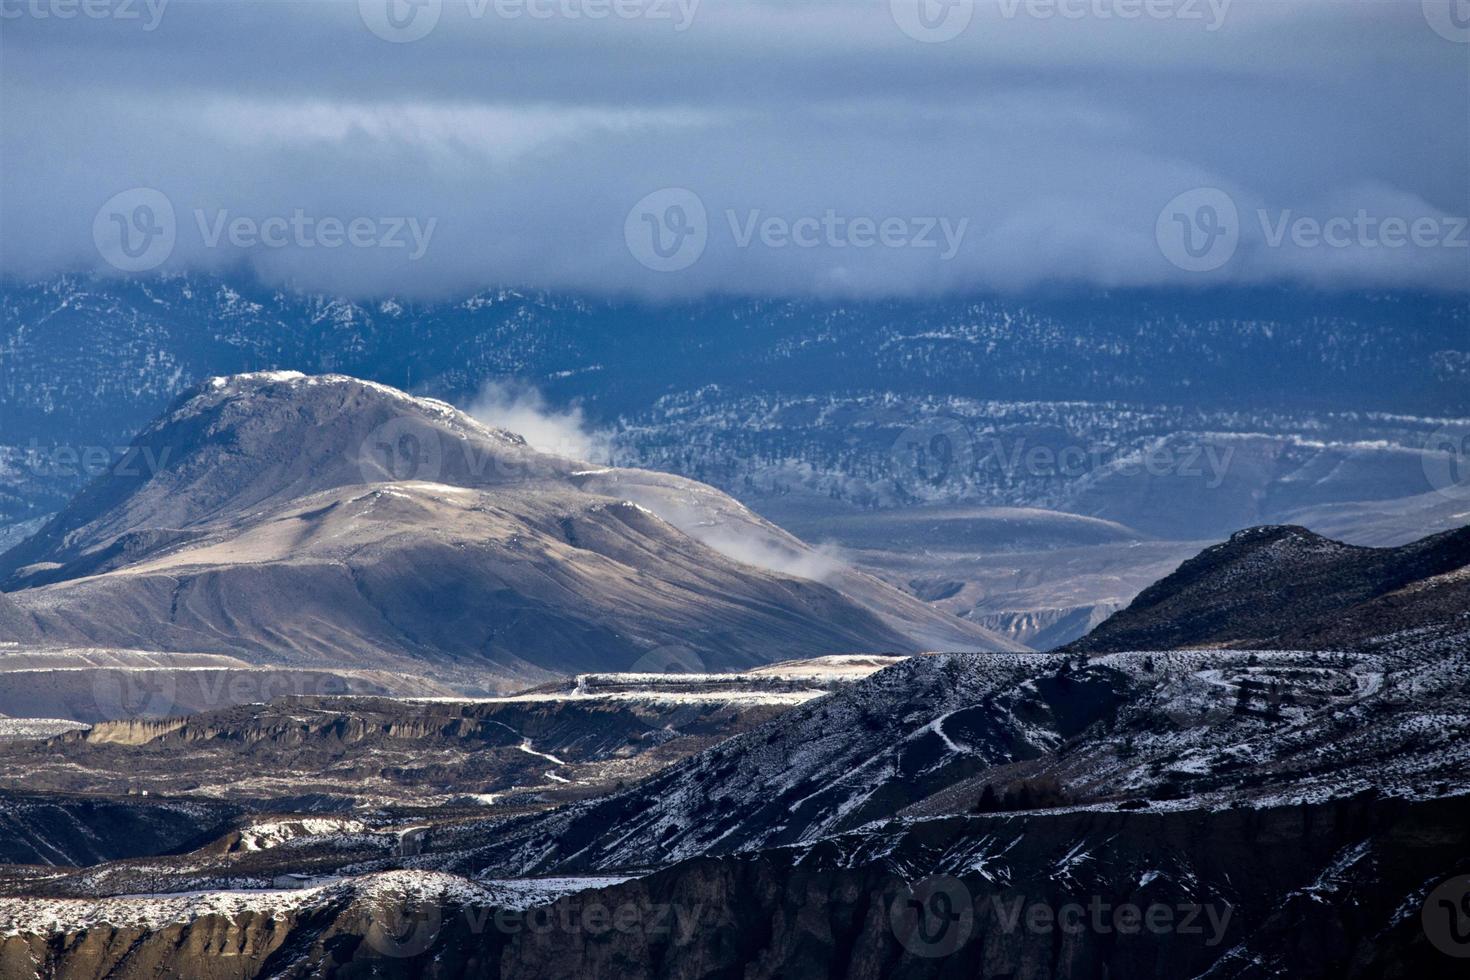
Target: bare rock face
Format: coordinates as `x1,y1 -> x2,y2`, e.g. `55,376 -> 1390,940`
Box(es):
0,792 -> 241,866
4,793 -> 1465,979
0,374 -> 1013,687
1064,524 -> 1470,653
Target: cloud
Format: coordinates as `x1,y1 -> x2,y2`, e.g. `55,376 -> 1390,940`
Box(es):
0,0 -> 1465,297
681,526 -> 848,584
465,380 -> 612,463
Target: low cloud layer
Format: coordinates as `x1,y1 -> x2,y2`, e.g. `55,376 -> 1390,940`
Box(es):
1,1 -> 1466,298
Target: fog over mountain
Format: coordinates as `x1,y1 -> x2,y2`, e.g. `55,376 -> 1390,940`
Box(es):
2,1 -> 1466,297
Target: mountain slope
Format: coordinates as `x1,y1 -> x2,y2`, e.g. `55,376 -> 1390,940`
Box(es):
1062,524 -> 1470,653
0,373 -> 1013,686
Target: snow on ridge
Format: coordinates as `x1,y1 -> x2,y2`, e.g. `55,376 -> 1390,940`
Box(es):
172,373 -> 526,448
0,870 -> 638,937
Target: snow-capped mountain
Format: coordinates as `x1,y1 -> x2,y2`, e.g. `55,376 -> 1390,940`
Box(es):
0,373 -> 1012,687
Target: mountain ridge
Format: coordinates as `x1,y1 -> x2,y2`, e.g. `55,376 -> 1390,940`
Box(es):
1062,523 -> 1470,653
0,373 -> 1014,687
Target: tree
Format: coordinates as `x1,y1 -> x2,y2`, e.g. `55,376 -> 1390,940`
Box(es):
975,785 -> 1001,813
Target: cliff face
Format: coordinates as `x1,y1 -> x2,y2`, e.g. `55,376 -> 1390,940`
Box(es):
4,793 -> 1465,979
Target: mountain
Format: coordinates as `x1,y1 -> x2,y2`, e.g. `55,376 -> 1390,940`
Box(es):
0,373 -> 1013,687
0,522 -> 1466,976
1063,524 -> 1470,654
6,640 -> 1465,978
4,273 -> 1466,534
5,274 -> 1467,654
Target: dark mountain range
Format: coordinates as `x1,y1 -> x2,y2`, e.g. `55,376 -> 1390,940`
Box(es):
5,275 -> 1465,443
0,373 -> 1009,687
0,517 -> 1466,976
3,273 -> 1465,533
1064,524 -> 1470,654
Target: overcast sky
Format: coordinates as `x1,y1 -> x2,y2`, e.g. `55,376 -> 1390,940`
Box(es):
1,0 -> 1466,299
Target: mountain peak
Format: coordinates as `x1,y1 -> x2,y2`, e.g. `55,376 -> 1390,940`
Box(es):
1064,523 -> 1469,653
